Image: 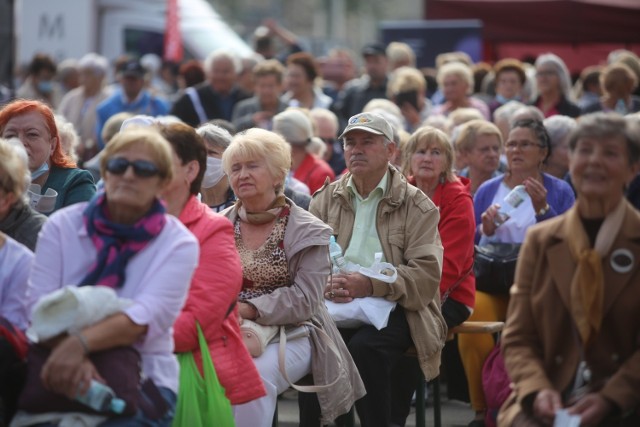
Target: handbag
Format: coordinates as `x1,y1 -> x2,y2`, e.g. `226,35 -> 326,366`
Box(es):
473,243 -> 522,295
173,323 -> 235,427
18,344 -> 141,416
240,319 -> 279,358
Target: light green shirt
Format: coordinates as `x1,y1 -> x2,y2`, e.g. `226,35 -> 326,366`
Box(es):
343,171 -> 389,267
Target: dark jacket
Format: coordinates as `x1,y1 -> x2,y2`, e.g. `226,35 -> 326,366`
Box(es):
170,83 -> 250,127
0,202 -> 46,251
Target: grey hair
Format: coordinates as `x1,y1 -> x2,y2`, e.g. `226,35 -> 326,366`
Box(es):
78,53 -> 109,77
205,49 -> 242,75
509,106 -> 545,129
54,115 -> 80,163
543,115 -> 577,148
493,100 -> 526,124
535,53 -> 574,100
197,123 -> 233,149
569,112 -> 640,165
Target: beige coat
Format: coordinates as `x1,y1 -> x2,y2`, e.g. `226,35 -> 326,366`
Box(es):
310,166 -> 447,380
223,200 -> 366,424
499,201 -> 640,426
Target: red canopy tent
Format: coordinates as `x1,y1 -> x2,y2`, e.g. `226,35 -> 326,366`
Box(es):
427,0 -> 640,72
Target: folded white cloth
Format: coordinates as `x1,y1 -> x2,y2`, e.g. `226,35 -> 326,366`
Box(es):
10,410 -> 106,427
325,297 -> 397,330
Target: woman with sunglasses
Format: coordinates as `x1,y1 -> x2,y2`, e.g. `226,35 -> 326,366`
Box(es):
21,127 -> 199,426
0,100 -> 96,215
459,119 -> 575,427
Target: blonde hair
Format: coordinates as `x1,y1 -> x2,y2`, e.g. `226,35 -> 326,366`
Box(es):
403,126 -> 456,182
222,128 -> 291,196
100,127 -> 174,182
387,66 -> 426,98
386,42 -> 416,69
448,108 -> 485,128
253,59 -> 285,83
0,138 -> 30,204
437,62 -> 474,94
455,119 -> 503,153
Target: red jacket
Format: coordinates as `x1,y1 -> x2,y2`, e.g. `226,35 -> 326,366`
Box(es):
294,153 -> 335,194
174,196 -> 265,404
411,176 -> 476,309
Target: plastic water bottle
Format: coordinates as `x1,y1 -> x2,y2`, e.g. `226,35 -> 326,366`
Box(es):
493,185 -> 529,227
615,99 -> 628,115
76,380 -> 126,414
329,236 -> 347,274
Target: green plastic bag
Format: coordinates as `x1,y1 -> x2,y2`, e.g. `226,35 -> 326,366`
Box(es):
173,323 -> 235,427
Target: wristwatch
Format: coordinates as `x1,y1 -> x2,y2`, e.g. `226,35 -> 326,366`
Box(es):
537,203 -> 550,216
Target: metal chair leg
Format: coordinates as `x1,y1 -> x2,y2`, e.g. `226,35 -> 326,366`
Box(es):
432,376 -> 442,427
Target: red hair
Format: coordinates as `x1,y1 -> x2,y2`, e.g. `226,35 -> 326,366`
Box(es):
0,99 -> 76,168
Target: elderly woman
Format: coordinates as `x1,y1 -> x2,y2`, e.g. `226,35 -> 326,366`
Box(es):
498,113 -> 640,426
387,66 -> 432,132
17,127 -> 199,426
582,62 -> 640,116
455,119 -> 504,195
391,126 -> 477,425
221,128 -> 364,426
543,115 -> 577,180
157,123 -> 266,410
533,54 -> 581,118
58,53 -> 111,162
282,52 -> 332,110
273,109 -> 335,194
0,139 -> 46,251
0,100 -> 95,215
196,123 -> 237,212
460,119 -> 575,427
431,62 -> 490,120
489,59 -> 527,116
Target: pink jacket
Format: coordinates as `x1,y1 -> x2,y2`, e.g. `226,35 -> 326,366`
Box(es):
173,196 -> 265,404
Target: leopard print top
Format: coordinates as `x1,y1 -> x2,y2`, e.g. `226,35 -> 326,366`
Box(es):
236,205 -> 291,301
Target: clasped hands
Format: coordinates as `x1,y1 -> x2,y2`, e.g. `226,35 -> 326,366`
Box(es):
324,272 -> 373,303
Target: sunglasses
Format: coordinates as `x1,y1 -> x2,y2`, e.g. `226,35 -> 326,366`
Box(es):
106,157 -> 161,178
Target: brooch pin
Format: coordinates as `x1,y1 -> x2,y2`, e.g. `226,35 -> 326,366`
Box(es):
610,248 -> 634,274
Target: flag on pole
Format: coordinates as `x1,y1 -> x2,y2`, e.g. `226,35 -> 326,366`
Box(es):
164,0 -> 183,61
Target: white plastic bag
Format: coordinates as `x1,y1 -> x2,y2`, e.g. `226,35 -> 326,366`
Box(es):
325,297 -> 396,330
27,285 -> 133,342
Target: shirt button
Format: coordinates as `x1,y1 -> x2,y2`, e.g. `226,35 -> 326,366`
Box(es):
612,353 -> 620,362
555,355 -> 563,365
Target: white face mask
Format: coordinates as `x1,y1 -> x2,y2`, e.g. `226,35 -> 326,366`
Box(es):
201,156 -> 225,189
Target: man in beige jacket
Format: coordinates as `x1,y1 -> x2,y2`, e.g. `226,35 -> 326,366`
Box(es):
300,112 -> 446,427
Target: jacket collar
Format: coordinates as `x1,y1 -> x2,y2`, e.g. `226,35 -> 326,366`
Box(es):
546,201 -> 640,315
331,165 -> 406,213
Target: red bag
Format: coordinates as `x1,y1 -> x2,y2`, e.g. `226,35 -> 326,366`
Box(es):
482,344 -> 512,427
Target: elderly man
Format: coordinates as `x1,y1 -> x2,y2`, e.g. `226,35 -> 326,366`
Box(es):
58,53 -> 112,162
171,50 -> 250,127
301,112 -> 446,427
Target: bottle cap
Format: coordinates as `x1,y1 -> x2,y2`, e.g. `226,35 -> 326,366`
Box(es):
329,235 -> 336,243
110,398 -> 126,414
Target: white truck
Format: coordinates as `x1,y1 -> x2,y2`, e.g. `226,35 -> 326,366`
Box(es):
15,0 -> 253,64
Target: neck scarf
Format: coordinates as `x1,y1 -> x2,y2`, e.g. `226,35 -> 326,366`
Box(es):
566,199 -> 626,348
80,191 -> 167,288
236,195 -> 287,225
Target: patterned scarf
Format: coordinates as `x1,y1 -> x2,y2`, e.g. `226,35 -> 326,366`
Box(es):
80,190 -> 167,288
236,195 -> 287,225
566,199 -> 626,348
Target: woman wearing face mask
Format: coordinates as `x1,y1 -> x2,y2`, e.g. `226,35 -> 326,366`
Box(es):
16,54 -> 63,109
0,100 -> 96,215
159,122 -> 267,409
196,123 -> 236,212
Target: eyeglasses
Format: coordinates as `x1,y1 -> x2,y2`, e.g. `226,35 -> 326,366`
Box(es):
106,157 -> 161,178
505,141 -> 545,151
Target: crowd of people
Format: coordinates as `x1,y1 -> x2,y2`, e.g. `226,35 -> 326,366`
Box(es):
1,23 -> 640,427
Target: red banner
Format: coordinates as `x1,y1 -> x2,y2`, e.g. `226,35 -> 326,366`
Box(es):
164,0 -> 183,62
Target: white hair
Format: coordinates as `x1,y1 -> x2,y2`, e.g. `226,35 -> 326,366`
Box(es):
54,115 -> 80,163
196,123 -> 233,149
543,115 -> 577,148
535,53 -> 574,100
205,49 -> 242,75
0,138 -> 31,203
78,53 -> 109,77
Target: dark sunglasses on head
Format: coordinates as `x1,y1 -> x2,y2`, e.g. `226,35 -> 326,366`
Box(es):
106,157 -> 161,178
